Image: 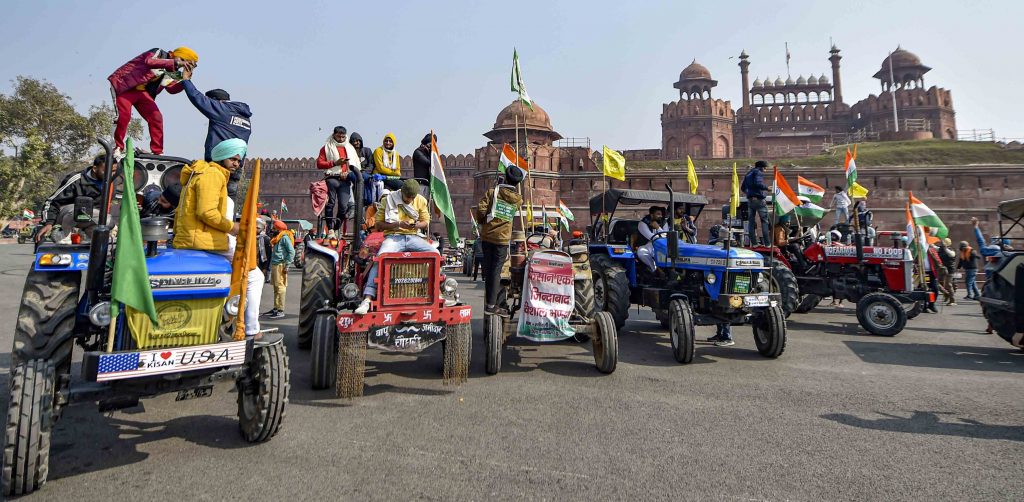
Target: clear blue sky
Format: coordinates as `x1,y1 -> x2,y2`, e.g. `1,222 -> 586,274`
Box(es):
1,0 -> 1019,159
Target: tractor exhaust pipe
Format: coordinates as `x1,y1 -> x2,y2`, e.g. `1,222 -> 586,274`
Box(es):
86,138 -> 115,304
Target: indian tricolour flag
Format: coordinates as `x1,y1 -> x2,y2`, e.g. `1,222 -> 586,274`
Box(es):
797,176 -> 824,203
844,144 -> 858,187
773,168 -> 801,216
909,191 -> 948,238
430,132 -> 459,244
499,143 -> 528,173
794,201 -> 826,221
557,199 -> 574,222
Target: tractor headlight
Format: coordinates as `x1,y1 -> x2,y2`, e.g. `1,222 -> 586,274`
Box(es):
225,295 -> 240,316
342,282 -> 359,300
88,301 -> 111,327
38,253 -> 72,267
442,277 -> 459,295
705,273 -> 717,285
728,295 -> 744,309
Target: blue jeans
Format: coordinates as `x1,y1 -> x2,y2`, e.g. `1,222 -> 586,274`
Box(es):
964,269 -> 980,298
834,206 -> 849,227
746,197 -> 770,246
716,323 -> 732,340
363,234 -> 439,297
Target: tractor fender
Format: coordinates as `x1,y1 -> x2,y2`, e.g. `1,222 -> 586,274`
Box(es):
305,237 -> 339,265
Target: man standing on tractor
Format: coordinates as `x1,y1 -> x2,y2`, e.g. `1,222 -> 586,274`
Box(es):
316,126 -> 360,234
354,179 -> 438,315
263,220 -> 294,320
172,138 -> 277,343
830,186 -> 852,227
412,133 -> 436,195
472,166 -> 525,316
36,154 -> 115,243
179,74 -> 252,199
636,206 -> 667,274
108,46 -> 198,157
742,161 -> 770,246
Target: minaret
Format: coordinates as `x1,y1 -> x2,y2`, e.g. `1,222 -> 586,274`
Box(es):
738,50 -> 750,108
829,45 -> 844,104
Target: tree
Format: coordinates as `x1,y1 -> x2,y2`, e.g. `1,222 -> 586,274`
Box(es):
0,76 -> 142,219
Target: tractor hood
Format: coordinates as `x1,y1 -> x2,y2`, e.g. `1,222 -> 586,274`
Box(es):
147,248 -> 232,300
651,240 -> 765,269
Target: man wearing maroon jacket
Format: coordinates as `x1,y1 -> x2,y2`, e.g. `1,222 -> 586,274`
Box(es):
108,46 -> 198,156
316,126 -> 361,232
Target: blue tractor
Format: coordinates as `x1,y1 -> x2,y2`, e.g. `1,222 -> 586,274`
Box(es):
3,140 -> 289,497
588,187 -> 787,362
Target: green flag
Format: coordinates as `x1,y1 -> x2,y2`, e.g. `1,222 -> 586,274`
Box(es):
111,139 -> 158,324
429,133 -> 460,244
511,49 -> 534,110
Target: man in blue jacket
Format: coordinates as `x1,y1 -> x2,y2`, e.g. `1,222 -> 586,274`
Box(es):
181,71 -> 252,198
741,160 -> 771,246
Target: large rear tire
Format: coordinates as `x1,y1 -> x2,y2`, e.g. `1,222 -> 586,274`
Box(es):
591,311 -> 618,373
485,314 -> 503,375
982,276 -> 1018,345
794,294 -> 822,314
856,292 -> 907,337
2,360 -> 56,497
768,263 -> 800,318
591,254 -> 631,329
753,305 -> 787,358
299,252 -> 335,350
572,270 -> 596,343
237,342 -> 289,443
668,299 -> 695,364
310,312 -> 337,390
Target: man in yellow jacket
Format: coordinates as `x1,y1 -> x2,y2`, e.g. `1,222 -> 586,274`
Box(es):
372,133 -> 403,190
171,138 -> 274,342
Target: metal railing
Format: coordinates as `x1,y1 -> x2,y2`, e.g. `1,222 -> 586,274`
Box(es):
957,129 -> 996,142
555,137 -> 591,149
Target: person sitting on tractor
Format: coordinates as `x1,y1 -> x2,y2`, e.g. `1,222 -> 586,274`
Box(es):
672,204 -> 697,243
354,178 -> 437,315
140,183 -> 182,219
172,138 -> 277,342
473,166 -> 525,316
636,205 -> 667,274
372,133 -> 404,191
36,154 -> 117,243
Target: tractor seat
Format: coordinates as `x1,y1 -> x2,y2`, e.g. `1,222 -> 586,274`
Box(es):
363,231 -> 386,255
607,219 -> 639,246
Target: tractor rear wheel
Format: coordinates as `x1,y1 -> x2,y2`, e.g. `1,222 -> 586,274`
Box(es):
795,294 -> 822,314
668,299 -> 695,364
768,263 -> 800,318
572,270 -> 596,342
485,314 -> 503,375
982,277 -> 1019,346
591,311 -> 618,373
299,252 -> 335,350
856,292 -> 907,337
753,305 -> 787,358
237,341 -> 289,443
2,359 -> 56,497
591,254 -> 631,329
310,312 -> 337,390
905,301 -> 924,320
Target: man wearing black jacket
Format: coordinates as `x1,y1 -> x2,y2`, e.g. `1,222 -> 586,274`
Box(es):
181,71 -> 252,198
412,133 -> 435,194
742,160 -> 770,246
36,154 -> 115,243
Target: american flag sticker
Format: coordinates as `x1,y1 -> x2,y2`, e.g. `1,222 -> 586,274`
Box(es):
97,352 -> 142,375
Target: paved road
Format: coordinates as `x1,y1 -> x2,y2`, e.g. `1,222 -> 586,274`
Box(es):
0,245 -> 1021,500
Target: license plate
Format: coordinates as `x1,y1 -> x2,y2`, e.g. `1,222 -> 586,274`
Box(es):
743,295 -> 770,307
95,340 -> 248,382
175,385 -> 214,401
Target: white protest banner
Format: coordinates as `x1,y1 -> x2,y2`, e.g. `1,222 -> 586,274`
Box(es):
517,250 -> 575,341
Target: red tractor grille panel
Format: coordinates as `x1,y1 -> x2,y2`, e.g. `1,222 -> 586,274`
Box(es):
383,259 -> 435,306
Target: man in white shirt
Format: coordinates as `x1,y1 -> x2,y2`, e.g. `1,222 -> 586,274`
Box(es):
636,206 -> 666,273
829,186 -> 851,227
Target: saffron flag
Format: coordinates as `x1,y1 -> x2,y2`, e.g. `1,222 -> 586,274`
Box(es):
557,199 -> 574,221
797,176 -> 824,203
111,139 -> 159,325
230,158 -> 261,339
729,162 -> 740,219
602,146 -> 626,181
511,49 -> 533,110
430,132 -> 460,244
844,144 -> 858,187
499,143 -> 528,173
773,168 -> 801,216
848,181 -> 869,199
909,191 -> 948,238
686,155 -> 699,195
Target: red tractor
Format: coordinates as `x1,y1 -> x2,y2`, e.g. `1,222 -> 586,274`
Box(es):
298,178 -> 471,397
730,200 -> 933,336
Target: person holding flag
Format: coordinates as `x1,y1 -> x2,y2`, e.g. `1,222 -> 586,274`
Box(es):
473,166 -> 525,316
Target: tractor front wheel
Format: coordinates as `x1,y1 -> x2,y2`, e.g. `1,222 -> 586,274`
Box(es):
591,311 -> 618,373
668,299 -> 695,364
2,360 -> 56,497
753,305 -> 787,358
856,292 -> 907,337
485,314 -> 503,375
310,312 -> 337,390
237,341 -> 290,443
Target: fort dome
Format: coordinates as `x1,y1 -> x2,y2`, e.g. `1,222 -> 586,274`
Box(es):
493,100 -> 555,133
874,46 -> 931,83
680,59 -> 712,81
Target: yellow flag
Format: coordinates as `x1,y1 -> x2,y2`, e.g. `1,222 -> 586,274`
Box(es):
848,181 -> 869,199
525,200 -> 534,225
602,145 -> 626,181
686,155 -> 698,194
230,158 -> 261,340
730,162 -> 739,218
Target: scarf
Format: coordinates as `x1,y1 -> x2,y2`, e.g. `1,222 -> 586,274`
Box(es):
271,229 -> 294,247
322,134 -> 361,176
960,246 -> 973,261
383,191 -> 418,223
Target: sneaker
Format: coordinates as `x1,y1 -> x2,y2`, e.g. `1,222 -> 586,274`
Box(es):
706,334 -> 726,343
260,309 -> 279,318
267,310 -> 286,319
946,302 -> 957,306
714,338 -> 735,347
354,298 -> 371,315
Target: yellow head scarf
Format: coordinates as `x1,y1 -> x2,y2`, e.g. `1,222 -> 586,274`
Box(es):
171,46 -> 199,62
372,133 -> 400,177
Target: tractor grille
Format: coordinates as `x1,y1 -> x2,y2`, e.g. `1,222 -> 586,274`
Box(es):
728,272 -> 753,294
384,260 -> 434,305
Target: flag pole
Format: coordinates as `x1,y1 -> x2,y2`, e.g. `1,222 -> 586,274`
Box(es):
105,307 -> 119,352
888,51 -> 900,132
518,97 -> 536,232
514,116 -> 526,234
768,167 -> 777,295
908,196 -> 928,289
